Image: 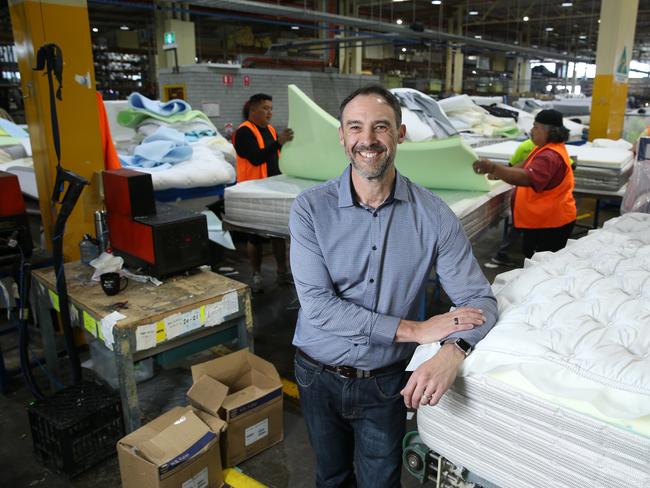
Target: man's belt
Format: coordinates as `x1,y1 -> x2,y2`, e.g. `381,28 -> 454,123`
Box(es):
296,349 -> 406,379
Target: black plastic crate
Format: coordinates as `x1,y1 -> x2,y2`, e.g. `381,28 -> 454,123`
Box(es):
28,381 -> 124,478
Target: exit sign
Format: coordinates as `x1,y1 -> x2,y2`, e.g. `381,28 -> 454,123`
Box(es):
163,31 -> 177,50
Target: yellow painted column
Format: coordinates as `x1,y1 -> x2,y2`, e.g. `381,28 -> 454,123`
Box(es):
589,0 -> 639,140
9,0 -> 104,260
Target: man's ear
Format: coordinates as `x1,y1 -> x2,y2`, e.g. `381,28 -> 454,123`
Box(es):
339,126 -> 344,146
397,124 -> 406,144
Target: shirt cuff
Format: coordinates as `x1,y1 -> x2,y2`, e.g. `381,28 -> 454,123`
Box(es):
370,314 -> 401,346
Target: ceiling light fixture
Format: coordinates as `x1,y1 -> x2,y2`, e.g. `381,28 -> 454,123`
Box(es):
396,18 -> 403,25
469,11 -> 479,15
545,27 -> 554,31
92,27 -> 99,33
474,35 -> 482,39
472,70 -> 477,74
401,47 -> 407,52
523,16 -> 530,22
561,2 -> 573,6
579,35 -> 587,39
431,0 -> 442,4
291,26 -> 300,30
120,25 -> 129,30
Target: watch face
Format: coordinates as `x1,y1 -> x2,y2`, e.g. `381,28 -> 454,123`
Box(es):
455,338 -> 472,356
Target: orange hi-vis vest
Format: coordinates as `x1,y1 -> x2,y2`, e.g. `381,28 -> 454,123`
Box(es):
513,142 -> 576,229
234,121 -> 279,183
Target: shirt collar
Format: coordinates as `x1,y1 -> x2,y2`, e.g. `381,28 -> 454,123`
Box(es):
337,164 -> 410,208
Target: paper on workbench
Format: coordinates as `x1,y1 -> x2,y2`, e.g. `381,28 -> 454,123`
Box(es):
100,311 -> 127,350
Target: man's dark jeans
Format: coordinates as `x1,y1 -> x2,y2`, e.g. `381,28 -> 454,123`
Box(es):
295,353 -> 408,488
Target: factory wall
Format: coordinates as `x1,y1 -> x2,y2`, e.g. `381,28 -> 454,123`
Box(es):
158,65 -> 380,132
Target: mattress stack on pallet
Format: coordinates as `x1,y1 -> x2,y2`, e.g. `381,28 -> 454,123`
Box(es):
476,140 -> 634,192
224,175 -> 511,241
414,212 -> 650,488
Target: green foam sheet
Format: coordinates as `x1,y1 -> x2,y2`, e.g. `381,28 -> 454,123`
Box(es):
280,84 -> 494,192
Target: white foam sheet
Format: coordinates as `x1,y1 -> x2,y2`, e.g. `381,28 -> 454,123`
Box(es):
224,175 -> 511,240
476,141 -> 634,170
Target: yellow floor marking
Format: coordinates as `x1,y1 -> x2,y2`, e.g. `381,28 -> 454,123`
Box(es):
576,212 -> 593,221
223,468 -> 268,487
282,378 -> 300,400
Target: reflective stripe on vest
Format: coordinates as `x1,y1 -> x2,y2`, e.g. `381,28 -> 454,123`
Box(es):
513,142 -> 577,229
234,121 -> 279,183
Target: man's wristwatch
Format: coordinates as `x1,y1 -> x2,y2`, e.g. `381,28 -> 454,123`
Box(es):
441,338 -> 473,358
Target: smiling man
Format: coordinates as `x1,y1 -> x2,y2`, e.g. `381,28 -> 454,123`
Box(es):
289,85 -> 498,487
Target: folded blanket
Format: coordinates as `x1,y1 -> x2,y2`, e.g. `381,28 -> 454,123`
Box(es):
128,92 -> 190,116
130,144 -> 236,190
117,108 -> 212,129
120,126 -> 192,168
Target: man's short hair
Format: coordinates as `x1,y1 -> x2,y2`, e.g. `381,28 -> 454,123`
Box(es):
338,85 -> 402,127
244,93 -> 272,119
249,93 -> 272,107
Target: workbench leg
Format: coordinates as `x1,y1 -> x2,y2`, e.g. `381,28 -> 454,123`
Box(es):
114,328 -> 140,432
241,291 -> 254,352
33,282 -> 61,391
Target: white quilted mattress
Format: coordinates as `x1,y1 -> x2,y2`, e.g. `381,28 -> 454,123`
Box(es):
413,212 -> 650,488
223,175 -> 511,241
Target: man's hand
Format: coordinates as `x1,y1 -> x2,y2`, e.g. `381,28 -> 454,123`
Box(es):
395,307 -> 485,344
278,128 -> 294,145
472,158 -> 496,175
401,343 -> 465,408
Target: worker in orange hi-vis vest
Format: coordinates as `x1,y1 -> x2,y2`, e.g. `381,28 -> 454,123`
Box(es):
233,93 -> 294,293
473,109 -> 577,260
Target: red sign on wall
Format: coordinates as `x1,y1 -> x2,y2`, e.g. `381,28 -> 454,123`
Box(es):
222,74 -> 234,85
243,75 -> 250,87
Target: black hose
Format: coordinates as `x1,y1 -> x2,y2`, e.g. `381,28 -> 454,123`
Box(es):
16,260 -> 45,399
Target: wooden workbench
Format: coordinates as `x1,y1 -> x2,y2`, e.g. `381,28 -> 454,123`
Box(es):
31,261 -> 253,432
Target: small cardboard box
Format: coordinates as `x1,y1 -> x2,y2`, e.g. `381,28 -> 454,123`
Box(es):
117,406 -> 225,488
189,349 -> 283,467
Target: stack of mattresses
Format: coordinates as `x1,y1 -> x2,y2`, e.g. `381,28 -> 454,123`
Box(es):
476,140 -> 634,191
224,175 -> 511,241
412,212 -> 650,488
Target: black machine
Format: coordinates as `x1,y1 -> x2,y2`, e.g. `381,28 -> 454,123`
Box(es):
102,168 -> 210,278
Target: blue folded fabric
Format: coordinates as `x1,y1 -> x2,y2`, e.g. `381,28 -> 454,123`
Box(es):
0,119 -> 28,138
128,92 -> 191,117
120,126 -> 192,168
185,129 -> 217,142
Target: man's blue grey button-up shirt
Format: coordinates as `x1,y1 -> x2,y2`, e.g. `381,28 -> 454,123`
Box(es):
289,165 -> 498,369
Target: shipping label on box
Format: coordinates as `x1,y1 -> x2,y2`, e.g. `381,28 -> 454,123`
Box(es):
244,418 -> 268,447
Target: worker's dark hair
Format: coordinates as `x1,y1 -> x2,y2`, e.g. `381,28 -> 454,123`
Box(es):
244,93 -> 272,119
338,85 -> 402,127
546,125 -> 570,143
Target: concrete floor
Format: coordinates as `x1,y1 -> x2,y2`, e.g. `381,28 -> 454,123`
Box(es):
0,196 -> 618,488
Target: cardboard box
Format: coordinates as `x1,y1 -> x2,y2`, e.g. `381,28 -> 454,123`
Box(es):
117,406 -> 225,488
189,349 -> 283,467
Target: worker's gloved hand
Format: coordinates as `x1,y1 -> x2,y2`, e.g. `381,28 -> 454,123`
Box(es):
472,158 -> 495,175
278,128 -> 294,145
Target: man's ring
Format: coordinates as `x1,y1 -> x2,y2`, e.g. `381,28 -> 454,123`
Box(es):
454,317 -> 459,325
422,395 -> 432,401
